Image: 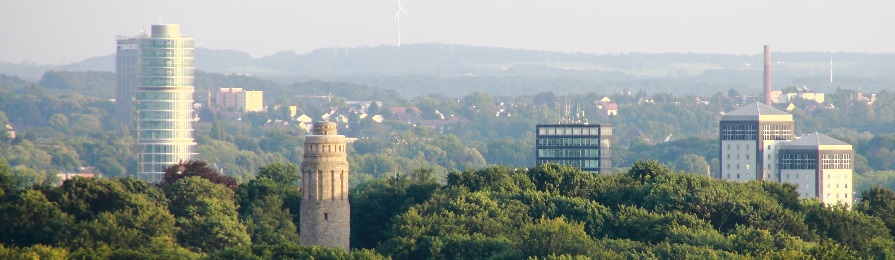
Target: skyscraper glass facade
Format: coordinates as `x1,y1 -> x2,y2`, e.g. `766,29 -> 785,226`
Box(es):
536,124 -> 612,174
135,24 -> 196,182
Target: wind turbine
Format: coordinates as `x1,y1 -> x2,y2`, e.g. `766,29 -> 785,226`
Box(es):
394,0 -> 409,49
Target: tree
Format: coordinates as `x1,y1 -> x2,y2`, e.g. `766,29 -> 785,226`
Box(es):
627,160 -> 671,182
517,217 -> 596,258
676,154 -> 710,176
0,190 -> 73,247
160,160 -> 238,190
857,186 -> 895,237
165,176 -> 250,253
257,162 -> 300,184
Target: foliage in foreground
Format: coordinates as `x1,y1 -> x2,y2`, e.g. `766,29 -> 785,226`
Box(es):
2,159 -> 895,259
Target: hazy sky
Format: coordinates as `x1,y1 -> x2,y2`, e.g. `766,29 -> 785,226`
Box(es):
2,0 -> 893,64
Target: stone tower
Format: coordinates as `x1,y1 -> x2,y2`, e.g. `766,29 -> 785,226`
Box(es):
300,121 -> 350,250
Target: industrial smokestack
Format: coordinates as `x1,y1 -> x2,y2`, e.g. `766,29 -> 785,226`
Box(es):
764,45 -> 771,105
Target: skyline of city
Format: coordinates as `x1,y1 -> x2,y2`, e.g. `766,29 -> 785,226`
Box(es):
2,0 -> 893,64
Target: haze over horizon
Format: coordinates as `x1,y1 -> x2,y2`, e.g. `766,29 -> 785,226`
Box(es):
2,0 -> 893,65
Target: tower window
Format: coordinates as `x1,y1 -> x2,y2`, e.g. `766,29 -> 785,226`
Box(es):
324,213 -> 328,220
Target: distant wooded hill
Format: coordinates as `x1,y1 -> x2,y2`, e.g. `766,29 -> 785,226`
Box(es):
3,44 -> 894,98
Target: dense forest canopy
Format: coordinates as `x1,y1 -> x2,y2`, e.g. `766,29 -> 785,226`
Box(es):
3,160 -> 895,258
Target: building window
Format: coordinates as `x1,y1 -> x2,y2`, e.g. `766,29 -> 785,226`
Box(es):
324,213 -> 328,220
727,154 -> 730,159
746,154 -> 750,159
737,154 -> 740,159
737,174 -> 741,178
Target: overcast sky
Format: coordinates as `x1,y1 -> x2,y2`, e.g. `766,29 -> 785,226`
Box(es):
2,0 -> 893,64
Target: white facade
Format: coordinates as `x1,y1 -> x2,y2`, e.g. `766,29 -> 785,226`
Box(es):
135,24 -> 197,182
721,140 -> 757,181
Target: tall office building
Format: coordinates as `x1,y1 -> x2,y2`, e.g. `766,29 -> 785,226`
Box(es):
114,35 -> 144,132
777,133 -> 853,207
301,121 -> 351,250
719,102 -> 793,182
719,103 -> 853,206
135,24 -> 197,182
536,123 -> 613,174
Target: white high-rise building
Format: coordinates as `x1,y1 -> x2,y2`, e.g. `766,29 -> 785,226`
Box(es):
720,103 -> 853,207
135,24 -> 197,182
719,102 -> 794,182
777,133 -> 854,207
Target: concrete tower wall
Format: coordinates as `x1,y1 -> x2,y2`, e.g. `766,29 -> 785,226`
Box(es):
300,122 -> 350,250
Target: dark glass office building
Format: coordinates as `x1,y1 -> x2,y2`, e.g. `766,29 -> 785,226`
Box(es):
536,123 -> 612,174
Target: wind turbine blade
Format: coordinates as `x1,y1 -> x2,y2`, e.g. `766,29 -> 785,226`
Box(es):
399,6 -> 409,16
394,10 -> 400,19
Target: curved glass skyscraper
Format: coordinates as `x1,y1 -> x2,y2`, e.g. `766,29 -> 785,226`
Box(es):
135,24 -> 196,182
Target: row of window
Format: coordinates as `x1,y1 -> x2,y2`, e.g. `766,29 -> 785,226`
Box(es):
826,183 -> 848,189
726,153 -> 751,160
141,68 -> 194,78
761,124 -> 793,140
140,153 -> 193,165
141,77 -> 194,87
826,193 -> 849,199
726,173 -> 752,179
537,137 -> 604,147
725,144 -> 751,150
537,126 -> 611,136
820,153 -> 852,170
141,39 -> 194,49
138,129 -> 194,139
780,153 -> 817,170
721,124 -> 757,140
537,159 -> 602,169
140,144 -> 195,154
305,144 -> 345,154
726,164 -> 752,170
135,100 -> 194,110
137,111 -> 194,120
136,91 -> 193,100
138,120 -> 193,130
537,148 -> 601,158
141,58 -> 195,68
141,48 -> 195,58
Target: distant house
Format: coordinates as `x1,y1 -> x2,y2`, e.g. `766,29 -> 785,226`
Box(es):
856,91 -> 877,104
619,127 -> 651,147
4,124 -> 15,139
58,166 -> 97,182
389,107 -> 422,121
594,97 -> 619,116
